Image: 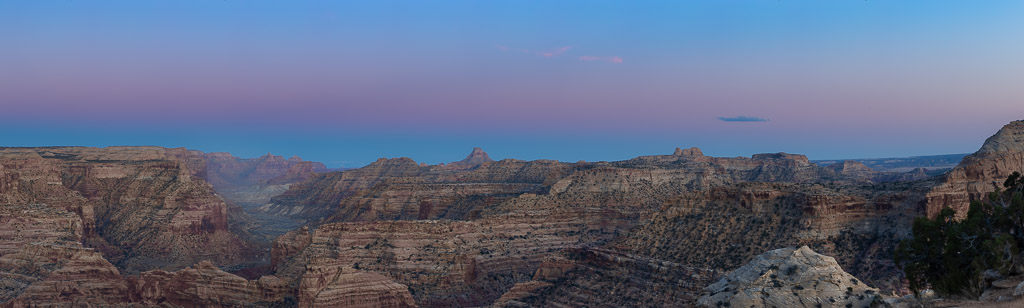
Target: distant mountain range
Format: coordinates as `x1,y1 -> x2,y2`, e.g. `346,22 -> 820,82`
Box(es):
813,153 -> 968,173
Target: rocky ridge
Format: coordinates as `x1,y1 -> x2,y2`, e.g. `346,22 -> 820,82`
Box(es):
267,147 -> 934,306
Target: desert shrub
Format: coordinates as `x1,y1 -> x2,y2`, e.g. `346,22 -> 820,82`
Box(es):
894,172 -> 1024,297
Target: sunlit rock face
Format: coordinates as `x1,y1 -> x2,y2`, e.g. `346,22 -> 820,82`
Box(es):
926,120 -> 1024,218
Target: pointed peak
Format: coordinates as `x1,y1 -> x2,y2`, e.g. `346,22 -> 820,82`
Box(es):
287,155 -> 303,162
451,147 -> 494,166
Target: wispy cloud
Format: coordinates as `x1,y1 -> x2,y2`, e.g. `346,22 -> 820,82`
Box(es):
578,55 -> 623,64
540,46 -> 571,57
496,45 -> 573,57
718,116 -> 769,122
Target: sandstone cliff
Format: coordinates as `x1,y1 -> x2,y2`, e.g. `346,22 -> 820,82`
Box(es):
0,147 -> 258,273
926,120 -> 1024,218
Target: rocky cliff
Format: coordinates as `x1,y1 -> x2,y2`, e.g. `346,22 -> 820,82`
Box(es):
0,146 -> 403,307
265,147 -> 931,306
926,120 -> 1024,218
0,147 -> 257,273
260,153 -> 577,222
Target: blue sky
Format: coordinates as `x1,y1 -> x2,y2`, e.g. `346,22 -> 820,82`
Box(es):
2,1 -> 1023,167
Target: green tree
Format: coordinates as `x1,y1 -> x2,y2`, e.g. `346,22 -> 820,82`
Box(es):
895,172 -> 1024,297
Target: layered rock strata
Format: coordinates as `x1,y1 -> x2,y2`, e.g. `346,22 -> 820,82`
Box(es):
0,146 -> 256,273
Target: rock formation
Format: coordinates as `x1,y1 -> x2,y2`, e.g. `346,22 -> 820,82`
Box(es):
449,147 -> 495,167
697,246 -> 880,308
260,156 -> 574,221
297,262 -> 416,307
0,242 -> 129,306
6,120 -> 1024,307
674,146 -> 705,157
0,146 -> 403,307
828,160 -> 878,180
926,120 -> 1024,218
129,261 -> 289,306
0,146 -> 257,273
265,146 -> 935,306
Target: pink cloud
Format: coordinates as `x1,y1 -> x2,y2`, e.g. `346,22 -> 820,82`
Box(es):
539,46 -> 571,57
497,45 -> 573,57
578,56 -> 623,64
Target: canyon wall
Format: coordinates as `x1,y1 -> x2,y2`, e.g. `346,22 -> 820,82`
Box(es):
926,120 -> 1024,218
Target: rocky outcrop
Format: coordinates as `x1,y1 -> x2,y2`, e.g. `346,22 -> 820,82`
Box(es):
926,120 -> 1024,218
128,260 -> 289,306
298,262 -> 416,307
828,160 -> 878,180
449,147 -> 495,167
697,246 -> 880,308
674,147 -> 705,157
0,242 -> 129,306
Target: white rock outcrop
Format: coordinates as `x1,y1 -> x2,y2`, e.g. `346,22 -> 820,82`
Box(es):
698,246 -> 880,308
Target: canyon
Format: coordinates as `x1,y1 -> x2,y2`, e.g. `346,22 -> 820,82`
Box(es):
1,120 -> 1022,307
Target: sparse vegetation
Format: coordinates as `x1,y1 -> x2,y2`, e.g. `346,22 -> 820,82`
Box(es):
894,172 -> 1024,297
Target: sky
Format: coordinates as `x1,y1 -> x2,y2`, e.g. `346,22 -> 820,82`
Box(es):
2,1 -> 1023,168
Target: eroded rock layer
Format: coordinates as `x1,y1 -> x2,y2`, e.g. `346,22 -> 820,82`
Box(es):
0,147 -> 256,273
268,147 -> 939,306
